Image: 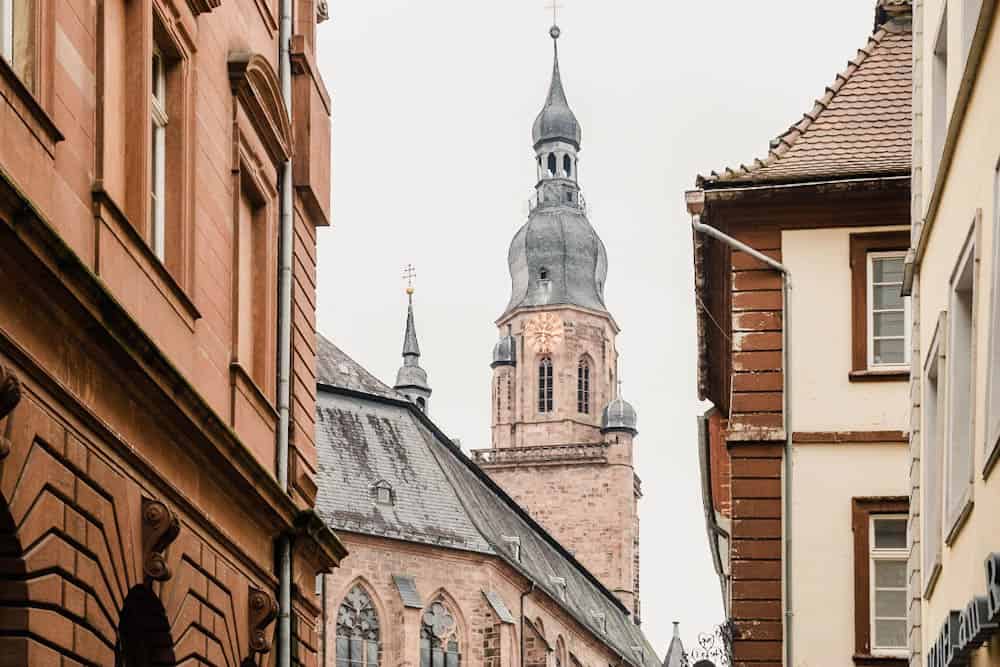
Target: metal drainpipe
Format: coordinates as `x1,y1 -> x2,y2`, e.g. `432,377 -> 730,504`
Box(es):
689,214 -> 793,667
275,0 -> 294,661
520,582 -> 534,667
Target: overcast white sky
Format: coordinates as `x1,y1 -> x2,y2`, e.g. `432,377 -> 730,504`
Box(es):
314,0 -> 878,657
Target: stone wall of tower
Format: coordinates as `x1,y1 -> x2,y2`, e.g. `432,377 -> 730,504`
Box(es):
491,307 -> 617,449
482,433 -> 639,616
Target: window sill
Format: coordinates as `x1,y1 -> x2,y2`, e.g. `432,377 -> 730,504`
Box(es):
849,369 -> 909,383
944,495 -> 974,546
853,655 -> 907,666
983,432 -> 1000,481
0,57 -> 63,157
92,186 -> 201,328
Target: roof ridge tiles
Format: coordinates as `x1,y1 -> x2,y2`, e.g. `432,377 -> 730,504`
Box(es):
695,23 -> 908,187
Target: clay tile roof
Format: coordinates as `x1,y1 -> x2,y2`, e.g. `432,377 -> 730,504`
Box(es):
697,13 -> 912,187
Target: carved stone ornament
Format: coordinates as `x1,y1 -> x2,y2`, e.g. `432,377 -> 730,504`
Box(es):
524,313 -> 564,353
141,497 -> 180,582
0,364 -> 22,460
248,587 -> 278,656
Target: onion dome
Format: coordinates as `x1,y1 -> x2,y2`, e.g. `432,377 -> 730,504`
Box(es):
491,326 -> 517,368
532,25 -> 581,149
504,206 -> 608,316
601,395 -> 637,435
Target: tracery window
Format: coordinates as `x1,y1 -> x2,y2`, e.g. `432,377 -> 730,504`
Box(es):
538,357 -> 553,413
421,599 -> 461,667
337,586 -> 380,667
577,358 -> 590,414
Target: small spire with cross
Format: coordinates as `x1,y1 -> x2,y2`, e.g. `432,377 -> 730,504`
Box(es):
402,264 -> 416,300
545,0 -> 563,39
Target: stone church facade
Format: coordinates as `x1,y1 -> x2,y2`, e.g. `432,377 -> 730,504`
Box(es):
315,24 -> 651,667
0,0 -> 343,661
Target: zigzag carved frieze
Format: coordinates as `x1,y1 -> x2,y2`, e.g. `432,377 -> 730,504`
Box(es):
0,396 -> 295,666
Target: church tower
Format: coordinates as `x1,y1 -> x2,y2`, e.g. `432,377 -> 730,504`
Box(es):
476,25 -> 642,622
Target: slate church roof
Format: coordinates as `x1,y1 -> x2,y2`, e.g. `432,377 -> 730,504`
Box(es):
314,333 -> 660,667
697,2 -> 912,187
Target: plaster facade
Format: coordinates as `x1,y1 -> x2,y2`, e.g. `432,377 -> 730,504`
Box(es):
911,3 -> 1000,665
791,441 -> 909,666
784,226 -> 911,432
0,0 -> 341,660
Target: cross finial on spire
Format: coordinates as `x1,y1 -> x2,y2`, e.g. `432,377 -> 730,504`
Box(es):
402,264 -> 416,301
545,0 -> 563,27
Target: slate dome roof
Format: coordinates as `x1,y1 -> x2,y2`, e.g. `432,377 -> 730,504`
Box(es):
601,396 -> 637,435
503,206 -> 608,316
531,30 -> 581,148
491,334 -> 517,367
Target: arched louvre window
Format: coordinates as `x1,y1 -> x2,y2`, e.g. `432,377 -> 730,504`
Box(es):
577,358 -> 590,414
337,586 -> 380,667
538,357 -> 554,413
421,600 -> 461,667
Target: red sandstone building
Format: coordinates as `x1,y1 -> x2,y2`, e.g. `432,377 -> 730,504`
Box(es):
0,0 -> 343,662
686,2 -> 913,665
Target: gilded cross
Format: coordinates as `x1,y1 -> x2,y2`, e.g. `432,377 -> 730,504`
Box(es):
402,264 -> 416,289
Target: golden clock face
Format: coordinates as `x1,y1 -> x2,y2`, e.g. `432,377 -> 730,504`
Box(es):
525,313 -> 564,353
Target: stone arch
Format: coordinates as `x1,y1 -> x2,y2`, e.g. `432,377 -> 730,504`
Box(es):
116,585 -> 177,666
422,588 -> 468,656
333,576 -> 388,636
334,577 -> 384,667
555,636 -> 567,667
692,661 -> 715,667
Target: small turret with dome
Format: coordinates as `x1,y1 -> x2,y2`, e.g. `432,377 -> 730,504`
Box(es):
394,282 -> 431,412
602,378 -> 638,436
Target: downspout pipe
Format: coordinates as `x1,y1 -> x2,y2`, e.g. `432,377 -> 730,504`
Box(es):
687,192 -> 794,667
276,0 -> 294,663
520,582 -> 535,667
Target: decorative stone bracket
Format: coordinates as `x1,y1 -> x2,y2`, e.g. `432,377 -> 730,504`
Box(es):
247,587 -> 278,658
0,364 -> 22,460
141,497 -> 180,582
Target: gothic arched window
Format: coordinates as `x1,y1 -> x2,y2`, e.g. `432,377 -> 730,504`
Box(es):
337,585 -> 380,667
563,155 -> 572,177
421,599 -> 461,667
577,358 -> 590,414
538,357 -> 554,413
547,153 -> 557,177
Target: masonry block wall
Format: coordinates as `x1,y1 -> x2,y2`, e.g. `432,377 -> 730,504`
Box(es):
729,443 -> 784,665
728,234 -> 785,439
324,534 -> 631,667
482,440 -> 639,616
0,0 -> 339,658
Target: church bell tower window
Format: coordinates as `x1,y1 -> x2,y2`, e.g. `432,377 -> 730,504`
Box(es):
547,153 -> 557,177
577,358 -> 590,414
538,357 -> 554,413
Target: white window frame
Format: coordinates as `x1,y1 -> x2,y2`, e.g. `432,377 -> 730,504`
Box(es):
945,228 -> 977,542
867,250 -> 910,369
922,312 -> 948,598
986,163 -> 1000,475
0,0 -> 13,64
869,514 -> 908,658
151,47 -> 168,261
